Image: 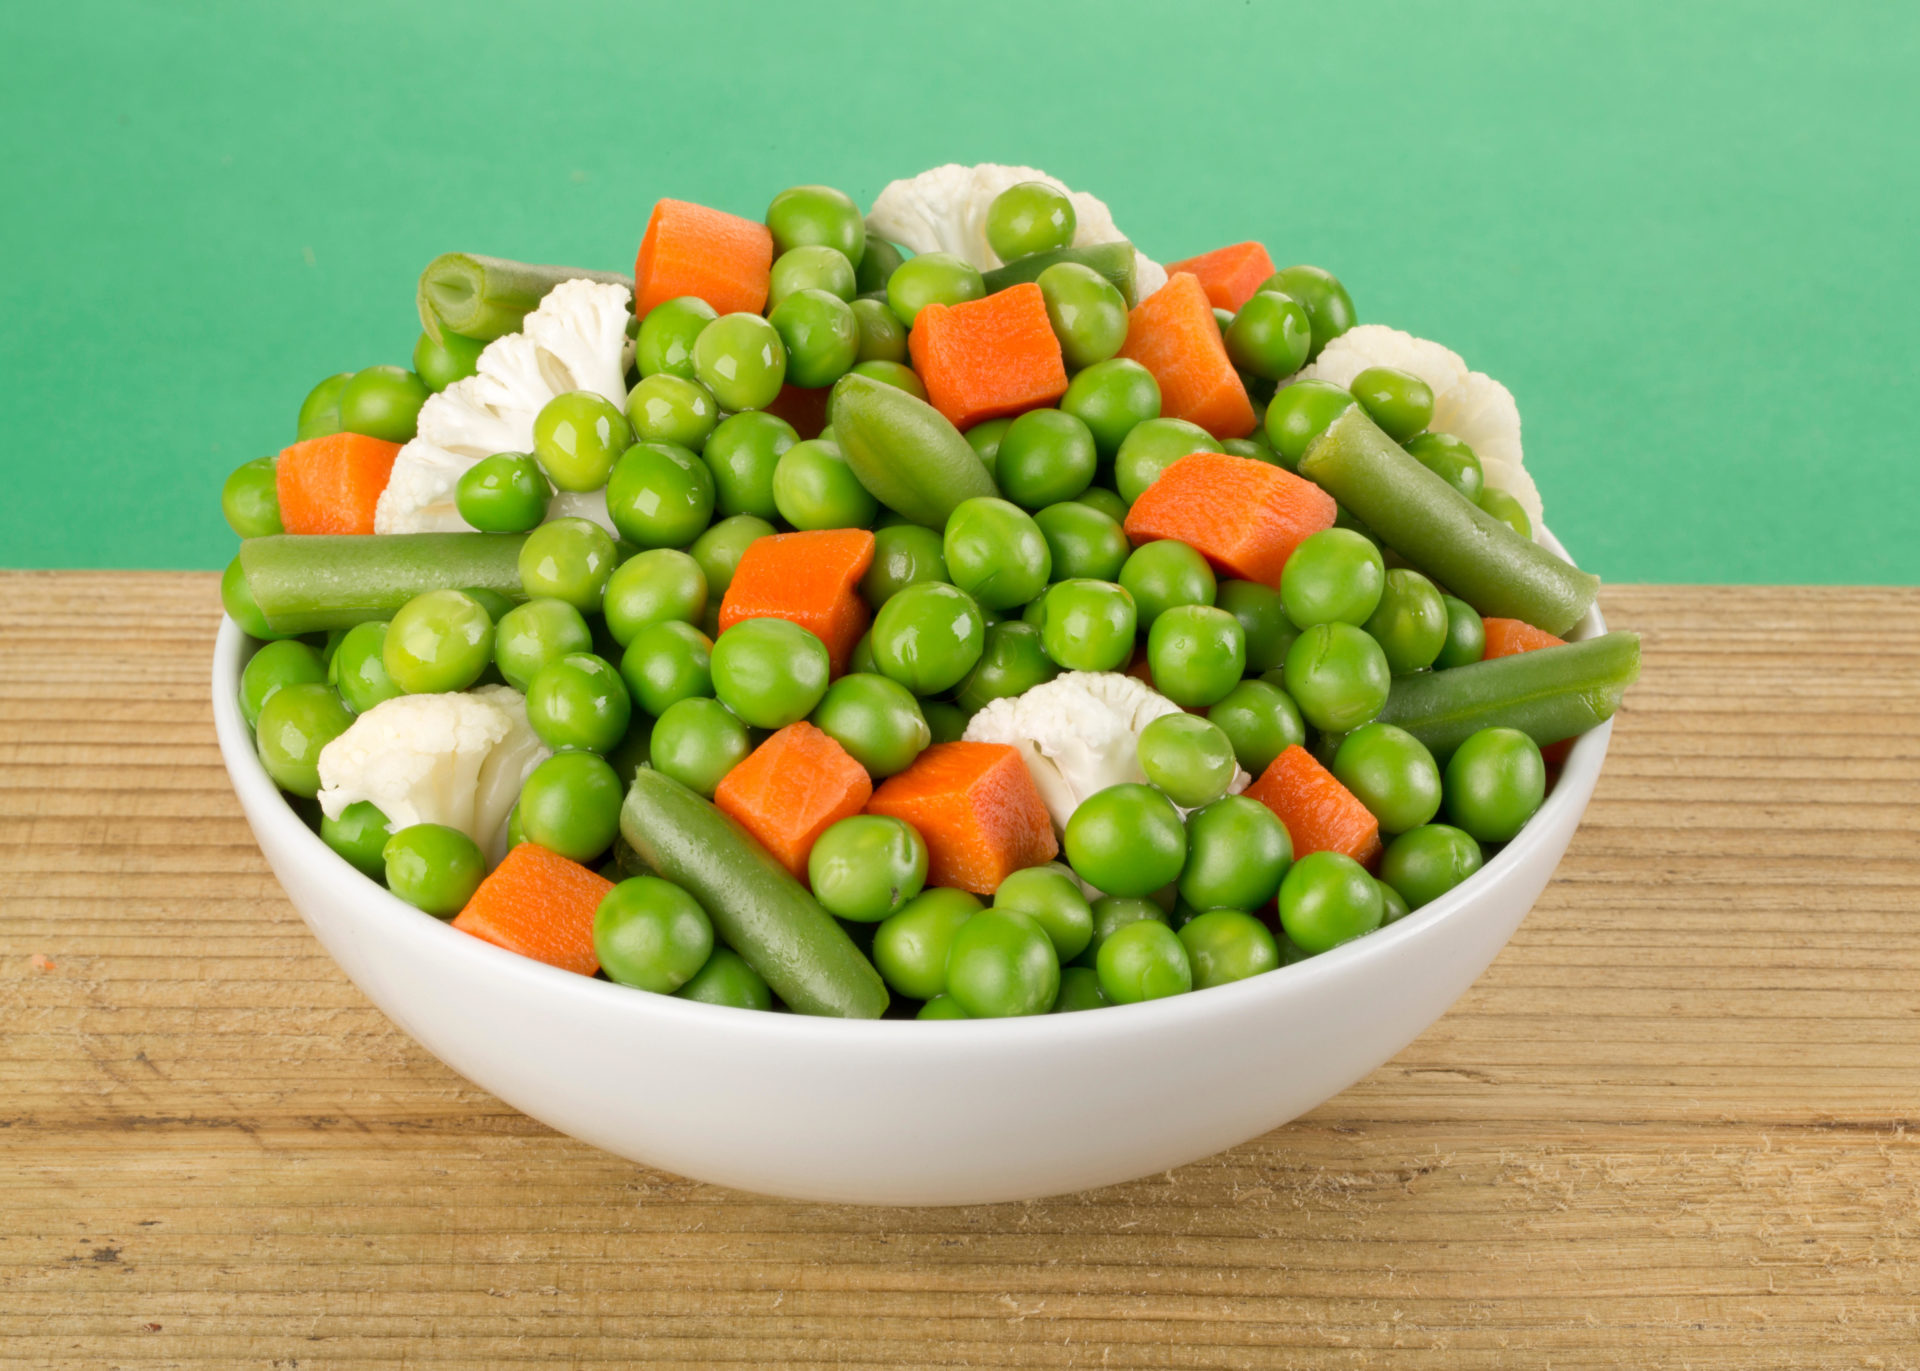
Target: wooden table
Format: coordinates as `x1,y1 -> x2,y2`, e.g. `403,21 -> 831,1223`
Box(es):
4,575 -> 1917,1369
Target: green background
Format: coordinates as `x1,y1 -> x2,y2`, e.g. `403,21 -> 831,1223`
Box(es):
5,0 -> 1915,583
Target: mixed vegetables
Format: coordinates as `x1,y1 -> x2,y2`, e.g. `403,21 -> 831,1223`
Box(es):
222,163 -> 1639,1021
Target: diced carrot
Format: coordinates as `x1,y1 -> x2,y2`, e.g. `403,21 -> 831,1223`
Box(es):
763,383 -> 830,439
714,722 -> 873,878
1245,746 -> 1382,868
1115,272 -> 1256,439
274,432 -> 401,535
1124,452 -> 1336,586
633,198 -> 774,319
1482,618 -> 1569,659
907,283 -> 1068,430
719,529 -> 875,675
866,742 -> 1058,895
1164,241 -> 1278,313
451,843 -> 614,977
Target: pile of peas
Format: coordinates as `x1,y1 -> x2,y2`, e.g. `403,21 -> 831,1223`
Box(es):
230,177 -> 1557,1020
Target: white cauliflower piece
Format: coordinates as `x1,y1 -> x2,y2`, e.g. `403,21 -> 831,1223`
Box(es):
867,162 -> 1166,298
316,688 -> 551,863
962,671 -> 1248,831
374,439 -> 475,534
521,278 -> 634,407
546,486 -> 619,538
1292,323 -> 1543,533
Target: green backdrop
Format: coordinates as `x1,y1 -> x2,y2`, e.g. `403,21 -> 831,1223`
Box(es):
5,0 -> 1916,583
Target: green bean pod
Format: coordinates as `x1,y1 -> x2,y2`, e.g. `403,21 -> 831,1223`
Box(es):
829,372 -> 998,527
1375,632 -> 1641,759
417,253 -> 634,345
1298,406 -> 1599,636
619,768 -> 890,1019
238,534 -> 529,634
981,241 -> 1141,306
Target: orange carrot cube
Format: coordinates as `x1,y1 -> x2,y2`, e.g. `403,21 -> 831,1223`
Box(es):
1245,746 -> 1382,868
274,432 -> 401,535
1116,272 -> 1256,438
1124,451 -> 1336,586
714,722 -> 873,878
1482,618 -> 1568,659
1164,241 -> 1278,313
451,843 -> 615,977
866,742 -> 1058,895
718,528 -> 875,676
907,283 -> 1068,431
634,198 -> 774,319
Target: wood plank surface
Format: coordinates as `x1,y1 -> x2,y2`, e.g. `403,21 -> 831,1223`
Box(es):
2,574 -> 1917,1369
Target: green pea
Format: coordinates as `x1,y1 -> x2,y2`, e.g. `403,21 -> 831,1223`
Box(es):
1444,727 -> 1546,842
221,556 -> 290,640
1435,595 -> 1486,669
1260,265 -> 1356,361
623,373 -> 718,452
321,799 -> 391,879
956,620 -> 1060,713
1051,965 -> 1111,1012
1478,486 -> 1533,539
1034,500 -> 1129,583
1281,528 -> 1385,628
1405,431 -> 1485,502
1179,909 -> 1281,990
688,518 -> 772,603
381,824 -> 485,918
851,297 -> 908,365
412,329 -> 484,393
773,439 -> 877,530
711,618 -> 830,727
765,184 -> 866,264
1064,782 -> 1186,898
636,296 -> 718,380
854,237 -> 905,294
527,652 -> 630,753
1096,919 -> 1191,1003
533,391 -> 634,491
1334,722 -> 1443,834
600,548 -> 705,647
873,887 -> 982,1000
886,252 -> 985,327
994,409 -> 1097,509
650,697 -> 752,796
1283,622 -> 1391,734
808,815 -> 929,923
1115,417 -> 1223,505
1264,380 -> 1355,468
811,672 -> 931,778
1137,713 -> 1239,809
458,586 -> 515,624
769,245 -> 857,310
700,411 -> 795,521
254,682 -> 352,797
1041,579 -> 1136,672
1037,261 -> 1127,369
618,620 -> 713,717
692,313 -> 786,412
1379,824 -> 1484,910
222,456 -> 283,538
1207,679 -> 1306,776
870,582 -> 985,696
1061,358 -> 1160,458
606,443 -> 715,550
916,994 -> 969,1019
517,518 -> 617,613
946,907 -> 1060,1018
862,523 -> 949,609
1365,569 -> 1448,675
594,876 -> 714,993
991,865 -> 1093,963
986,181 -> 1076,261
1076,896 -> 1168,968
1120,538 -> 1217,627
1179,795 -> 1292,912
768,288 -> 859,389
453,453 -> 547,533
849,359 -> 928,401
493,599 -> 592,693
677,946 -> 774,1010
240,639 -> 327,730
1147,605 -> 1246,707
518,751 -> 622,862
1225,290 -> 1312,381
1349,366 -> 1434,443
321,621 -> 398,714
382,589 -> 494,694
296,371 -> 352,440
1279,850 -> 1383,954
922,700 -> 970,743
339,365 -> 429,443
1216,580 -> 1297,673
942,498 -> 1051,611
1377,878 -> 1411,925
1072,485 -> 1131,526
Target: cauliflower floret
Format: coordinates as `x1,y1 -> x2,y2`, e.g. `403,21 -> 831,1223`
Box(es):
867,163 -> 1167,299
374,439 -> 474,534
521,278 -> 634,408
316,688 -> 551,863
415,372 -> 537,461
962,671 -> 1247,830
1292,323 -> 1543,533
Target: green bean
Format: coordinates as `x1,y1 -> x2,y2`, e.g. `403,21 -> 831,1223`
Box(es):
980,242 -> 1140,306
417,253 -> 633,345
1298,406 -> 1599,637
1375,632 -> 1640,759
239,534 -> 529,634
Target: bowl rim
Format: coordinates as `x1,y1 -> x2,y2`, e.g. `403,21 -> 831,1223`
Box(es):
213,527 -> 1611,1044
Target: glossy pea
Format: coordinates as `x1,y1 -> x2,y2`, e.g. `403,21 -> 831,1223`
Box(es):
873,887 -> 983,1001
382,824 -> 485,918
1478,487 -> 1533,539
1207,679 -> 1306,776
1136,713 -> 1239,809
677,946 -> 774,1010
851,297 -> 908,365
853,237 -> 905,295
996,410 -> 1097,509
624,374 -> 717,452
870,582 -> 986,696
1034,500 -> 1129,583
808,815 -> 928,923
602,548 -> 706,647
536,391 -> 635,491
1405,431 -> 1485,502
1120,539 -> 1217,626
255,683 -> 353,797
607,442 -> 715,550
886,252 -> 984,327
636,296 -> 718,380
1037,261 -> 1127,369
518,751 -> 623,862
1180,795 -> 1292,913
1225,290 -> 1312,381
1041,579 -> 1136,672
1281,528 -> 1385,628
946,908 -> 1060,1018
527,652 -> 631,753
768,245 -> 857,309
1217,580 -> 1297,672
693,313 -> 786,412
986,181 -> 1076,261
494,598 -> 593,693
943,498 -> 1051,611
1350,366 -> 1434,443
1279,850 -> 1383,954
383,589 -> 494,694
329,620 -> 403,712
296,371 -> 352,440
1064,783 -> 1186,898
1333,722 -> 1443,834
1380,824 -> 1484,910
1096,919 -> 1191,1004
240,640 -> 327,730
1115,417 -> 1222,505
1364,568 -> 1448,675
917,995 -> 970,1020
412,329 -> 484,392
1435,595 -> 1486,669
862,523 -> 949,608
1283,622 -> 1392,733
1264,380 -> 1355,468
922,700 -> 970,744
769,288 -> 859,388
955,620 -> 1060,713
222,456 -> 283,538
1259,265 -> 1357,360
650,697 -> 752,797
710,618 -> 830,728
1051,965 -> 1110,1012
517,518 -> 618,612
1060,358 -> 1161,458
992,865 -> 1093,963
810,672 -> 931,778
456,453 -> 551,532
320,800 -> 391,880
339,365 -> 429,443
1179,909 -> 1281,990
849,359 -> 927,401
620,620 -> 713,717
1444,727 -> 1546,842
1148,605 -> 1246,707
774,438 -> 877,530
703,411 -> 797,521
1075,896 -> 1168,968
765,184 -> 866,264
594,876 -> 714,993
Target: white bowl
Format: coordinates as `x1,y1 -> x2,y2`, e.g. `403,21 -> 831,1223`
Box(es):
214,538 -> 1612,1206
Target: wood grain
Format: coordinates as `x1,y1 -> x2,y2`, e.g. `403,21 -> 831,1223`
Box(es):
3,574 -> 1917,1369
